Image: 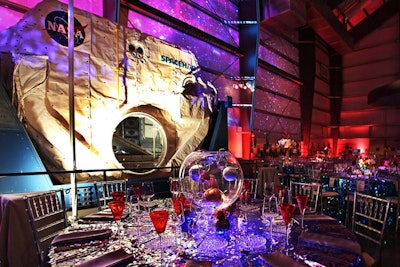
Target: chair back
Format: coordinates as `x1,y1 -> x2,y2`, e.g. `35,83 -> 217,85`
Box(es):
352,192 -> 390,266
352,192 -> 390,245
94,179 -> 127,210
289,181 -> 321,214
24,190 -> 68,266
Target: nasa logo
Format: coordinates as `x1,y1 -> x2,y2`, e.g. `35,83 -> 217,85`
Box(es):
45,11 -> 86,47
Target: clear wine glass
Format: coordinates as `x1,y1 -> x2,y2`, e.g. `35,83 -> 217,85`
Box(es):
141,181 -> 155,211
242,180 -> 251,205
132,184 -> 143,202
261,195 -> 278,248
275,185 -> 286,214
130,184 -> 143,213
169,177 -> 181,196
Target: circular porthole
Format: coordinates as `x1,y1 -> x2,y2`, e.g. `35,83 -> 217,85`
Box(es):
112,112 -> 167,174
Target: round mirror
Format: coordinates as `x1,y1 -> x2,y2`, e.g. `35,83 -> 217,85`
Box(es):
112,112 -> 167,174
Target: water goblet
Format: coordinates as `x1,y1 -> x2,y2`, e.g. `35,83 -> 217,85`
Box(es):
261,196 -> 278,248
169,177 -> 181,196
296,194 -> 309,230
130,184 -> 143,213
275,185 -> 286,213
265,213 -> 279,249
280,203 -> 296,253
141,181 -> 155,201
132,184 -> 143,202
141,181 -> 155,211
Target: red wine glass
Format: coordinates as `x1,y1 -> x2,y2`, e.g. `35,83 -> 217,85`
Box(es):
109,201 -> 125,241
149,206 -> 169,264
111,191 -> 125,202
296,194 -> 309,230
280,203 -> 296,252
171,195 -> 185,243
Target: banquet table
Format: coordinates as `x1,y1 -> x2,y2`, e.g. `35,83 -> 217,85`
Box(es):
0,193 -> 41,267
320,173 -> 397,209
47,200 -> 361,267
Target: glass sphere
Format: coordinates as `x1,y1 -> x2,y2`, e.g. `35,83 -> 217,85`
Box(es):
179,150 -> 243,212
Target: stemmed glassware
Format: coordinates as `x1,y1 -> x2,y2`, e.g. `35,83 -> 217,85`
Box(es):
141,181 -> 155,211
296,194 -> 309,230
261,196 -> 279,249
263,181 -> 275,199
280,203 -> 296,253
111,190 -> 125,202
149,202 -> 170,265
169,177 -> 181,195
108,201 -> 125,243
275,185 -> 286,214
130,184 -> 143,213
132,184 -> 143,202
142,181 -> 155,201
171,194 -> 186,245
241,180 -> 251,206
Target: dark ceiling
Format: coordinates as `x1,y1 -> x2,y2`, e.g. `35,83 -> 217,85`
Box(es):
307,0 -> 399,55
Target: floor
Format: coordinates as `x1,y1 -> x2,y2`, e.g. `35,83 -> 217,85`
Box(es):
381,228 -> 400,267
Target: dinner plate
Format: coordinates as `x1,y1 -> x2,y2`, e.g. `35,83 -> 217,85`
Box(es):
237,234 -> 266,251
197,235 -> 228,251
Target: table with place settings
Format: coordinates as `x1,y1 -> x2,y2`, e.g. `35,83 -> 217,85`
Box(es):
47,199 -> 361,267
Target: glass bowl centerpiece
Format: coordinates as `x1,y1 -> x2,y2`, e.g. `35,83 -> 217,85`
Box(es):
179,150 -> 244,214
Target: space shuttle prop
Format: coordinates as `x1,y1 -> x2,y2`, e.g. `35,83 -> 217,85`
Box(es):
0,0 -> 217,183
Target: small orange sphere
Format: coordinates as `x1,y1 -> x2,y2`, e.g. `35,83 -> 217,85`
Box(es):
203,187 -> 223,202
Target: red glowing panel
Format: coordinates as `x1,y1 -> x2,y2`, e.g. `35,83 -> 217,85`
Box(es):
242,131 -> 251,160
228,126 -> 242,158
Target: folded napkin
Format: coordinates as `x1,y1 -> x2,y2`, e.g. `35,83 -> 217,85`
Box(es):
259,252 -> 307,267
299,232 -> 361,255
75,248 -> 133,267
80,210 -> 128,221
51,229 -> 112,246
